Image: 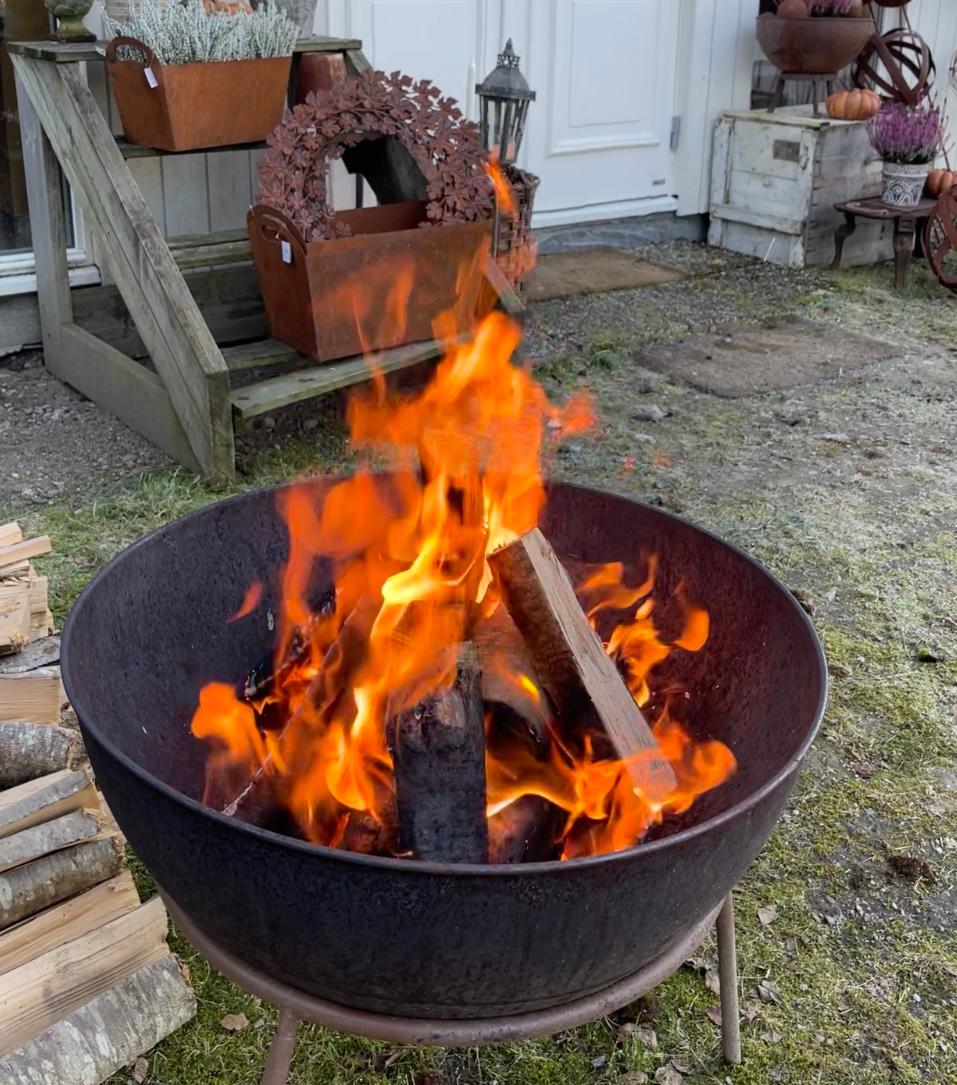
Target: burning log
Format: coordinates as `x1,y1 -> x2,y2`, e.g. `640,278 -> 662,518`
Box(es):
488,796 -> 563,864
389,645 -> 488,863
0,724 -> 77,789
489,529 -> 676,797
0,836 -> 123,930
473,606 -> 552,748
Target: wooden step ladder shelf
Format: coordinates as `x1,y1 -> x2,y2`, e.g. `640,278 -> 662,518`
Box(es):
9,37 -> 523,483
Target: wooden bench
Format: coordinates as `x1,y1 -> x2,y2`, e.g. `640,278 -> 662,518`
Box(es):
9,38 -> 522,483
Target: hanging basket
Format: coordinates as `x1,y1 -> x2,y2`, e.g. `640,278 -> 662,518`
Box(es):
105,36 -> 291,152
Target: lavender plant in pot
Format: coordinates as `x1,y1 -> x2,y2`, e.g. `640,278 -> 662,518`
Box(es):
868,102 -> 942,208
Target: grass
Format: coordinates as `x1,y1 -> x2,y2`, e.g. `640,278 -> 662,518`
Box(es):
5,253 -> 956,1085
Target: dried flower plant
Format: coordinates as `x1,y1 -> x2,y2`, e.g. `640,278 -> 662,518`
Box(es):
808,0 -> 855,15
868,102 -> 942,164
105,0 -> 298,65
256,70 -> 494,241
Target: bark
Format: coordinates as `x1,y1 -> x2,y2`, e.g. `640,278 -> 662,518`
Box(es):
0,955 -> 195,1085
0,723 -> 77,789
390,644 -> 488,862
0,836 -> 123,930
0,809 -> 101,874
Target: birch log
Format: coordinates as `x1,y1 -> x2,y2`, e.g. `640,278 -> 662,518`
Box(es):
0,809 -> 101,874
0,723 -> 77,788
0,872 -> 139,975
0,836 -> 123,930
0,897 -> 171,1058
0,954 -> 195,1085
0,769 -> 97,841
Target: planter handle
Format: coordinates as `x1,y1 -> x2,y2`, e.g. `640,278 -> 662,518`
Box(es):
105,36 -> 158,70
248,204 -> 309,260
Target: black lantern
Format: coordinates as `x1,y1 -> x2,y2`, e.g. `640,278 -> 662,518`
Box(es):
476,39 -> 536,166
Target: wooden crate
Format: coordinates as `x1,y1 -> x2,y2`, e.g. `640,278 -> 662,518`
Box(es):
708,106 -> 893,269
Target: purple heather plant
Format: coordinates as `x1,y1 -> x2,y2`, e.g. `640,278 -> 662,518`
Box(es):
867,103 -> 942,165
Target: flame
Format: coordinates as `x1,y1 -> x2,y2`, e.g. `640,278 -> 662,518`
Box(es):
228,581 -> 263,623
190,231 -> 734,859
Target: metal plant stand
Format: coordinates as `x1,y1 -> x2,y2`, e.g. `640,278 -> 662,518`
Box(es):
767,72 -> 839,118
162,890 -> 742,1084
831,196 -> 937,291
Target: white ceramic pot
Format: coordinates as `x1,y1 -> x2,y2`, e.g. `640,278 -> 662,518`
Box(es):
881,161 -> 930,209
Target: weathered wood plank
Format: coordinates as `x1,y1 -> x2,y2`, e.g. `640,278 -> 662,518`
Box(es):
171,239 -> 252,271
10,55 -> 234,480
15,78 -> 72,364
230,338 -> 446,419
57,324 -> 199,470
72,263 -> 268,358
221,338 -> 299,372
162,154 -> 210,238
207,149 -> 254,233
7,36 -> 361,62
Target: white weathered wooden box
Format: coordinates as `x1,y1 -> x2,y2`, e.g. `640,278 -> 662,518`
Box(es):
708,106 -> 893,268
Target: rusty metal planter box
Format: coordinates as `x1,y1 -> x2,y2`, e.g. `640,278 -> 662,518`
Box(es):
248,201 -> 493,362
106,38 -> 291,152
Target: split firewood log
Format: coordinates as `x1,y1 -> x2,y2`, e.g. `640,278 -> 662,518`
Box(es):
0,768 -> 97,841
0,953 -> 195,1085
489,528 -> 676,797
0,723 -> 77,789
0,808 -> 102,875
0,872 -> 140,975
389,644 -> 488,863
0,666 -> 64,724
0,896 -> 171,1057
0,835 -> 123,930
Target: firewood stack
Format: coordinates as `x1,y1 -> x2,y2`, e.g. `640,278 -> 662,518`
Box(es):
0,522 -> 195,1085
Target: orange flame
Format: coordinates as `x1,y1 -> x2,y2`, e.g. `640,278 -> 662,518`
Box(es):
190,242 -> 734,859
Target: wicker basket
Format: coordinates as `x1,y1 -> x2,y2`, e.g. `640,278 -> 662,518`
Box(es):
495,165 -> 540,292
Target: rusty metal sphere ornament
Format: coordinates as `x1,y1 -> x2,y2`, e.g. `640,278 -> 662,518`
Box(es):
853,30 -> 935,105
925,186 -> 957,294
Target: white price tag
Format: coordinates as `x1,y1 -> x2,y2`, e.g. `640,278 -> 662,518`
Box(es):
144,66 -> 158,89
280,240 -> 292,265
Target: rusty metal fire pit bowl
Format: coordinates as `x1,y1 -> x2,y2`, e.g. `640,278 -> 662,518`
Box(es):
756,15 -> 875,75
61,480 -> 826,1020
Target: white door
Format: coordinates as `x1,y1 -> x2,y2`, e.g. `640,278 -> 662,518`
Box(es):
517,0 -> 681,225
329,0 -> 487,109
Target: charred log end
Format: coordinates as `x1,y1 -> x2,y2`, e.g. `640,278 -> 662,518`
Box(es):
390,644 -> 488,863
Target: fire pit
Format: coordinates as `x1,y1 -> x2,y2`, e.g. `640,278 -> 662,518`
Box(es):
61,306 -> 825,1081
62,473 -> 825,1009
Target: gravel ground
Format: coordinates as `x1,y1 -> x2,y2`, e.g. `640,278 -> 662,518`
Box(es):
2,241 -> 955,1085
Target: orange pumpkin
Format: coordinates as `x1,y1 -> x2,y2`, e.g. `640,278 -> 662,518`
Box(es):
927,169 -> 957,197
826,89 -> 881,121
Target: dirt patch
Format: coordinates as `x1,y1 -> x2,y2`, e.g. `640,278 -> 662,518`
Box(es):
633,315 -> 902,398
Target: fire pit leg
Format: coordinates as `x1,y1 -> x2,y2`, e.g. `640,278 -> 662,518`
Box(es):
716,894 -> 741,1065
261,1007 -> 301,1085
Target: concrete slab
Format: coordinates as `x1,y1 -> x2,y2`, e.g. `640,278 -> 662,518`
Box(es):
633,315 -> 901,398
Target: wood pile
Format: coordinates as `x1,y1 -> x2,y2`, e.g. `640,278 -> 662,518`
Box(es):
0,521 -> 195,1085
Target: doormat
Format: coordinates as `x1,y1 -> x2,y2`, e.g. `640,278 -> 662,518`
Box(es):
633,315 -> 901,398
526,247 -> 685,302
